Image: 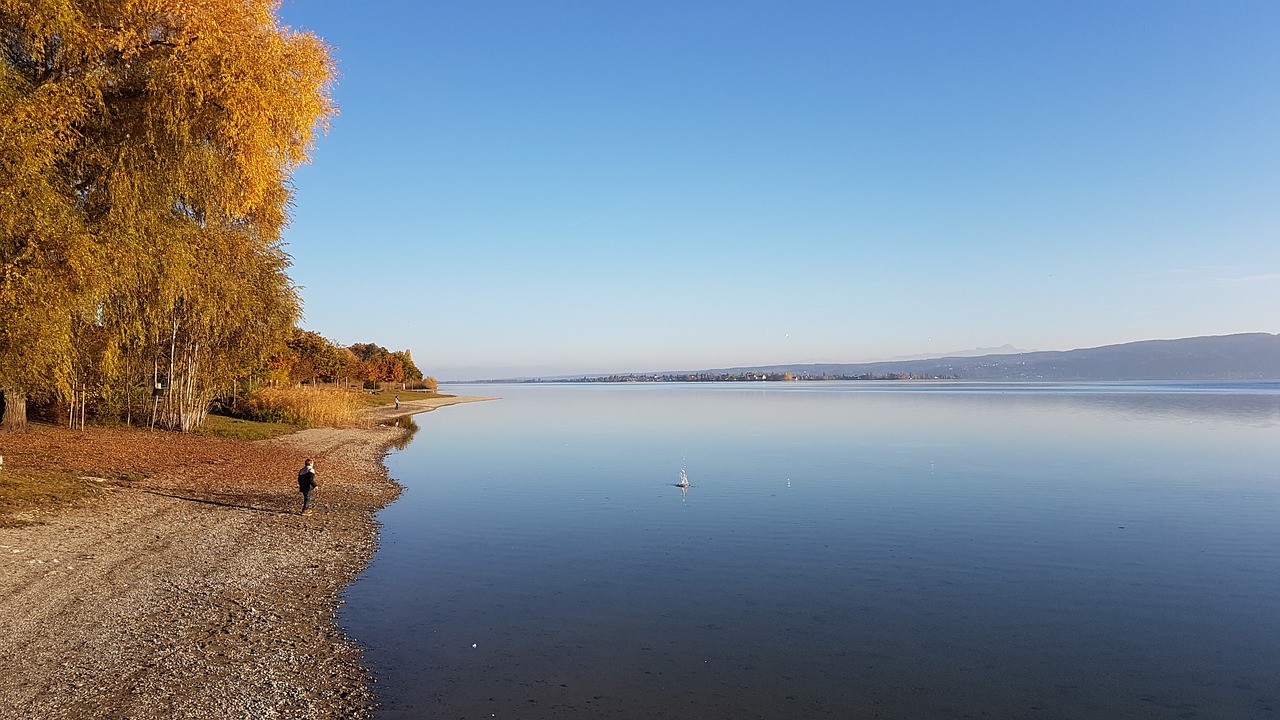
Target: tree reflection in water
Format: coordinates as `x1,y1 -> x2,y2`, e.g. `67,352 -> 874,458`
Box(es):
386,415 -> 420,451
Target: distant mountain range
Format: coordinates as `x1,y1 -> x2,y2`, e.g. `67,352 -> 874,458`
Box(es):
692,333 -> 1280,381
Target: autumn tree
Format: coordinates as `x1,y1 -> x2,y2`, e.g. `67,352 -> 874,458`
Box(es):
0,0 -> 334,430
285,328 -> 340,385
334,347 -> 361,386
349,343 -> 387,364
0,27 -> 96,430
395,350 -> 424,382
378,354 -> 404,384
347,343 -> 423,384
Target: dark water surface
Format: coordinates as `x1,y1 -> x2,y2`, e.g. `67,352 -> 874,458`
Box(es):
341,382 -> 1280,719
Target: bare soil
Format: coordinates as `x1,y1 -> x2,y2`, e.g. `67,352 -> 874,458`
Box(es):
0,396 -> 493,719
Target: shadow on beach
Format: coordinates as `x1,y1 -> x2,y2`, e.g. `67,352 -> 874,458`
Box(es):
143,489 -> 295,515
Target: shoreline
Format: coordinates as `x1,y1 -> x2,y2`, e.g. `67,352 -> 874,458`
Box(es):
366,393 -> 497,423
0,395 -> 495,719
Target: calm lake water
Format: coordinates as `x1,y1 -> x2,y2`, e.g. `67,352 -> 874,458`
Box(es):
341,382 -> 1280,719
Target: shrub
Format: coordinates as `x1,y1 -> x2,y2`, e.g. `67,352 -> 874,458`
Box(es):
403,376 -> 439,391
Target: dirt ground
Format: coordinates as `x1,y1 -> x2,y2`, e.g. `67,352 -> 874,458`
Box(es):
0,396 -> 492,720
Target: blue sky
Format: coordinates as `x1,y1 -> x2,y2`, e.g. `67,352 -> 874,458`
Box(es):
276,1 -> 1280,380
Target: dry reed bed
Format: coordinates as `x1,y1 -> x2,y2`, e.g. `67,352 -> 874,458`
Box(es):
235,387 -> 369,427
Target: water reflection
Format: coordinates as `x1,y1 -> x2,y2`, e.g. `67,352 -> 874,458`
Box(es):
383,414 -> 419,452
345,383 -> 1280,720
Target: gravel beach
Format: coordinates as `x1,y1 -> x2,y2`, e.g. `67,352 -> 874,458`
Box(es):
0,396 -> 492,719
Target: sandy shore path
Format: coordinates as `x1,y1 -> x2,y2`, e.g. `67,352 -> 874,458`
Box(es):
0,395 -> 493,719
366,394 -> 496,423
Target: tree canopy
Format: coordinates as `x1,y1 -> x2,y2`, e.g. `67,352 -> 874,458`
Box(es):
275,336 -> 424,387
1,0 -> 335,430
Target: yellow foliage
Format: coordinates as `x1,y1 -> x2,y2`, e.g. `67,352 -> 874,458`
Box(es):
0,0 -> 336,430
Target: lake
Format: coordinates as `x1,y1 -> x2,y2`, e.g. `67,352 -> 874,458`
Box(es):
340,382 -> 1280,719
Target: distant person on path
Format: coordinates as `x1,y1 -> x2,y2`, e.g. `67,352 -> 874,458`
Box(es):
298,459 -> 318,515
394,395 -> 400,410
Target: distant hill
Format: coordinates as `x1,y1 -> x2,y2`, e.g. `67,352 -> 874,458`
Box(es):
877,344 -> 1027,361
701,333 -> 1280,381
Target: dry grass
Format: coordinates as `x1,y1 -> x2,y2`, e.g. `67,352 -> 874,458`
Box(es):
234,387 -> 367,428
0,469 -> 105,527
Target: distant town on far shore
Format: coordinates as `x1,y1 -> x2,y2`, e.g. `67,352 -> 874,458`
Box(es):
462,333 -> 1280,384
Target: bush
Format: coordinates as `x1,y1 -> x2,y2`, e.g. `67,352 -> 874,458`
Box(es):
232,387 -> 366,427
403,376 -> 439,391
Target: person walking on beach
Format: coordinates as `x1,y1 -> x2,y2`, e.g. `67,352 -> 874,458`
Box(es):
298,459 -> 318,515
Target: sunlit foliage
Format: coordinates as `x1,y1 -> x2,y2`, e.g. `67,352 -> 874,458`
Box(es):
0,0 -> 334,430
266,333 -> 426,389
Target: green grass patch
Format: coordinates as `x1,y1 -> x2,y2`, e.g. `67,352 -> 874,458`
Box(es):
0,469 -> 105,527
357,388 -> 454,408
198,413 -> 304,440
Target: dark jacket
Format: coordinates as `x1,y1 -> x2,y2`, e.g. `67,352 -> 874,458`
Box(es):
298,466 -> 317,491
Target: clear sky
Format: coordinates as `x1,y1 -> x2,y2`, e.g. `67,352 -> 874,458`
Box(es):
276,1 -> 1280,381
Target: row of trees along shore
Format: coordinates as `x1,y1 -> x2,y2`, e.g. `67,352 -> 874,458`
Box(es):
0,0 -> 397,432
270,330 -> 433,391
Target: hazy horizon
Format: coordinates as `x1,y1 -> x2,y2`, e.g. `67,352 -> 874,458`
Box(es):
437,342 -> 1031,382
439,342 -> 1040,381
277,2 -> 1280,381
435,332 -> 1275,382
